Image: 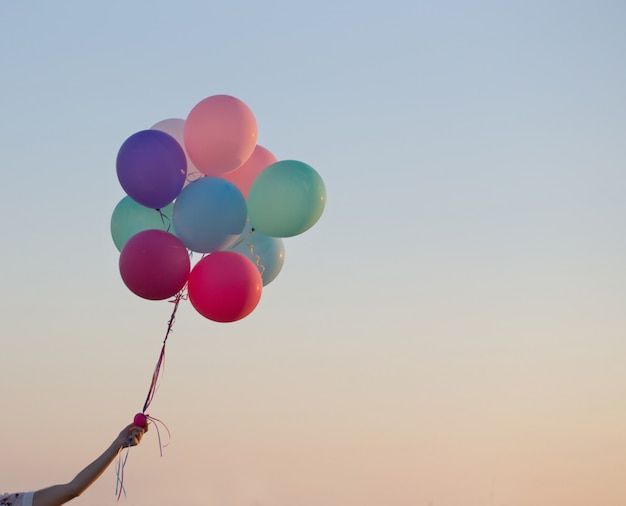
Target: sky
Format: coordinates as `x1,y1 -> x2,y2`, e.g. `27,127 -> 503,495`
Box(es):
1,1 -> 625,505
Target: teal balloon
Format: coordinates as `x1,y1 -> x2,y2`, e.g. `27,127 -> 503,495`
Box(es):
110,196 -> 175,252
229,222 -> 285,286
248,160 -> 326,237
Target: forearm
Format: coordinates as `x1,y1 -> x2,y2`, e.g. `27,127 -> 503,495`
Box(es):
33,441 -> 123,506
69,440 -> 123,496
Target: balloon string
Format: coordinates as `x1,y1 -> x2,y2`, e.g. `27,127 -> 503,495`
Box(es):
115,287 -> 185,500
115,444 -> 131,500
155,208 -> 172,232
246,242 -> 265,276
229,229 -> 266,276
229,227 -> 255,249
145,414 -> 171,457
142,288 -> 186,413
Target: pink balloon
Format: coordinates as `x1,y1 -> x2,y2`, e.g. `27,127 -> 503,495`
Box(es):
119,230 -> 190,300
222,145 -> 277,200
151,118 -> 204,187
184,95 -> 258,176
188,251 -> 262,323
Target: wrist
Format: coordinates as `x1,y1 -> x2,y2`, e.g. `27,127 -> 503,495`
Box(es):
111,439 -> 126,454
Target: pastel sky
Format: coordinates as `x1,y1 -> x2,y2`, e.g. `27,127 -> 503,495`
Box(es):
1,1 -> 625,505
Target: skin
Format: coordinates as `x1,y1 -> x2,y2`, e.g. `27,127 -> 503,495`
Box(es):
32,423 -> 147,506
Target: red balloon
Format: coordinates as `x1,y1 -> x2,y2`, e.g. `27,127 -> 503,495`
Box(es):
188,251 -> 262,323
221,145 -> 277,200
184,95 -> 258,176
119,230 -> 190,300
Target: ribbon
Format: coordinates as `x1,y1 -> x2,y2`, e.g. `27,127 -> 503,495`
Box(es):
115,288 -> 184,499
115,445 -> 130,500
142,288 -> 186,413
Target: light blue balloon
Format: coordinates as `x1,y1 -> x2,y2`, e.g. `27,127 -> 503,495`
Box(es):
173,177 -> 247,253
229,222 -> 285,286
110,196 -> 175,252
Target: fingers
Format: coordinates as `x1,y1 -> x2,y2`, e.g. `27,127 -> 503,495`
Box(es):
126,427 -> 145,446
121,420 -> 148,447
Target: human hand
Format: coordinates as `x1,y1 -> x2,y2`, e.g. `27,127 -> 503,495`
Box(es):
116,422 -> 148,449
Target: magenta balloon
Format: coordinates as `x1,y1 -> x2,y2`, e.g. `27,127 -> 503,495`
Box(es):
222,145 -> 277,200
116,129 -> 187,209
183,95 -> 258,176
119,230 -> 190,300
188,251 -> 262,323
151,118 -> 204,187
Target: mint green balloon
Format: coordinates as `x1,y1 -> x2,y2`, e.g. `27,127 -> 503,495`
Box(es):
110,196 -> 175,251
248,160 -> 326,237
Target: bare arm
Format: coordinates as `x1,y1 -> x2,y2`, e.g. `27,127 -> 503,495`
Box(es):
32,424 -> 146,506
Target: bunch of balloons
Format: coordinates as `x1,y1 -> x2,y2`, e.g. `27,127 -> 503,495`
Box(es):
111,94 -> 326,323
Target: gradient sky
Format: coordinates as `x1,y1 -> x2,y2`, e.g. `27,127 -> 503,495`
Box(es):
1,1 -> 625,505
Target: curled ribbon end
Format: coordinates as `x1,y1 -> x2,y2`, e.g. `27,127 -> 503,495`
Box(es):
145,414 -> 171,457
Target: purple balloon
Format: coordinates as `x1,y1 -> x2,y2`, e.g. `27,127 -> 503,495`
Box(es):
116,130 -> 187,209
